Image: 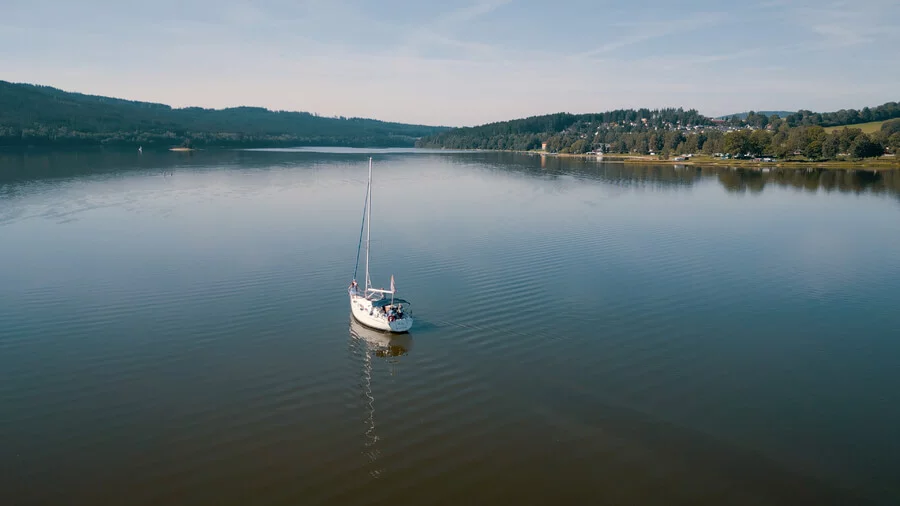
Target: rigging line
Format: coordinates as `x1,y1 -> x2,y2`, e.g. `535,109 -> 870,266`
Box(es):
353,174 -> 371,282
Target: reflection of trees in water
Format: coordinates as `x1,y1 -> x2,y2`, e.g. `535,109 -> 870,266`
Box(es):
605,164 -> 699,187
4,148 -> 898,198
0,148 -> 364,185
475,152 -> 900,197
717,170 -> 765,194
714,167 -> 899,196
474,152 -> 700,190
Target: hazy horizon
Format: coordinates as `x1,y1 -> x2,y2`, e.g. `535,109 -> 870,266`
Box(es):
2,0 -> 898,127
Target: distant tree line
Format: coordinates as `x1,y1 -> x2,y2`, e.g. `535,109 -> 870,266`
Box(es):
0,81 -> 447,148
725,102 -> 900,128
418,108 -> 713,150
417,106 -> 900,160
3,79 -> 897,158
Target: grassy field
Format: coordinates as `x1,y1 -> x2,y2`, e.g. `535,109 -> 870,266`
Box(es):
824,121 -> 887,134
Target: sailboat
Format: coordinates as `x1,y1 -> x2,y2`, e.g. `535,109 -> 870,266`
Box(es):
348,157 -> 414,333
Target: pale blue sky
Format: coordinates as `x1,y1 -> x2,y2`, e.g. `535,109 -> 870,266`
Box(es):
2,0 -> 898,126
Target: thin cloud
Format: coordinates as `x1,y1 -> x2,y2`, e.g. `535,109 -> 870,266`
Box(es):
435,0 -> 513,26
219,2 -> 270,25
632,48 -> 763,70
810,24 -> 872,47
578,12 -> 726,59
396,0 -> 513,60
789,2 -> 897,49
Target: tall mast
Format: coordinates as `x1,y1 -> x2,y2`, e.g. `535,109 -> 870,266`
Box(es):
365,157 -> 372,292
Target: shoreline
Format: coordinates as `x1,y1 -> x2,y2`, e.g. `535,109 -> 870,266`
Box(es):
498,150 -> 900,170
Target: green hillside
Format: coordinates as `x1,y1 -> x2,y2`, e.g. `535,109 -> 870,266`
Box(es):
0,81 -> 448,148
824,121 -> 887,134
416,108 -> 713,151
417,107 -> 900,160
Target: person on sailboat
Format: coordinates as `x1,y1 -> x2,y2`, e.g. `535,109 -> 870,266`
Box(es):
349,279 -> 358,295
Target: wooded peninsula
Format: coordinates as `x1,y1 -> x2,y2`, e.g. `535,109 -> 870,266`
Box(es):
415,104 -> 900,164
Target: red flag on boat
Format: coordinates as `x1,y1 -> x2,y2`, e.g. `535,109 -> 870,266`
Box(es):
390,275 -> 395,293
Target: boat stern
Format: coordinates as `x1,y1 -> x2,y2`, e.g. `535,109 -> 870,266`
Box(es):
389,317 -> 414,333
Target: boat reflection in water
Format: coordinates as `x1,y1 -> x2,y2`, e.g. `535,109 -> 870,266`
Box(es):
349,318 -> 413,358
348,318 -> 413,478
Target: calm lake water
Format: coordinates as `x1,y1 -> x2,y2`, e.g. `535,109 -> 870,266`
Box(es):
1,148 -> 899,505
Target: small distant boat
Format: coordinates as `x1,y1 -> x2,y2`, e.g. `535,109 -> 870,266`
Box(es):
348,157 -> 414,333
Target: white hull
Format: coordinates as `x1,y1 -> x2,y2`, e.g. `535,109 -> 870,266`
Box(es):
350,293 -> 413,333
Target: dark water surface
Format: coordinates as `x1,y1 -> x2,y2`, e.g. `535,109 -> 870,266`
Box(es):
2,148 -> 899,505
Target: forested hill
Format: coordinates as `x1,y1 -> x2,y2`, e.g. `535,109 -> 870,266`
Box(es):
0,81 -> 448,148
782,102 -> 900,128
718,111 -> 794,120
415,102 -> 900,159
415,108 -> 711,151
